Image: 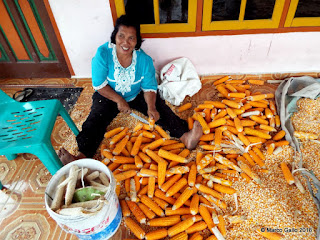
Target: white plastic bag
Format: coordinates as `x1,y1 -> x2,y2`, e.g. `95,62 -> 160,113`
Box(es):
158,57 -> 201,106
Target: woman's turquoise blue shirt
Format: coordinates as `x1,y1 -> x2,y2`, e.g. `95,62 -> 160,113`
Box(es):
92,42 -> 158,102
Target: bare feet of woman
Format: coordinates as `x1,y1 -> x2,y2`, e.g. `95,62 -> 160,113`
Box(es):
58,148 -> 85,165
180,121 -> 203,150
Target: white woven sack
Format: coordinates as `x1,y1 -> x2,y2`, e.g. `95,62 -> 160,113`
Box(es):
158,57 -> 201,106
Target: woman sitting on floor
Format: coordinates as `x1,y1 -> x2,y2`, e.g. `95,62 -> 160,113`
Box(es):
59,15 -> 202,164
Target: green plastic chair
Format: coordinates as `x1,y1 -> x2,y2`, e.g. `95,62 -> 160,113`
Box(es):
0,89 -> 79,185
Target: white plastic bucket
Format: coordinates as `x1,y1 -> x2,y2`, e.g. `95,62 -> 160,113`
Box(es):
45,159 -> 122,240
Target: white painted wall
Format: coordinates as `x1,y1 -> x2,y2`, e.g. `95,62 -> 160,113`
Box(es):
49,0 -> 320,78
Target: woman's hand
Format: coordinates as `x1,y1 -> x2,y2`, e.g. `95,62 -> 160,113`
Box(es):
117,99 -> 131,114
148,107 -> 160,122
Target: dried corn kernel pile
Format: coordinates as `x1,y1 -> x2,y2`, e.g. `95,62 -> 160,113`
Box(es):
99,77 -> 318,240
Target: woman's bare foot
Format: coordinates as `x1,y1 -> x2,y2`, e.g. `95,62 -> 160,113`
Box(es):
58,148 -> 85,165
180,121 -> 203,150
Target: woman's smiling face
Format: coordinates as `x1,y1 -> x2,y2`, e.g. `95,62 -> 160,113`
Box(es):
115,25 -> 137,57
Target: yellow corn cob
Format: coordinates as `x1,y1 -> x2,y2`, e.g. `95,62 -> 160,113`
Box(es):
280,162 -> 295,185
114,170 -> 137,182
196,113 -> 210,134
226,107 -> 237,119
165,207 -> 191,216
172,187 -> 194,210
273,130 -> 286,141
148,177 -> 156,198
155,125 -> 170,139
242,152 -> 255,166
138,168 -> 158,177
200,133 -> 215,141
252,146 -> 265,160
195,184 -> 223,199
256,228 -> 283,240
138,185 -> 148,197
137,202 -> 155,220
110,127 -> 129,145
158,149 -> 188,163
240,119 -> 256,127
138,152 -> 152,163
113,156 -> 135,164
212,183 -> 236,194
238,161 -> 262,184
104,127 -> 124,139
275,115 -> 281,127
217,215 -> 226,237
188,163 -> 197,187
233,117 -> 243,132
249,150 -> 265,167
208,118 -> 227,129
186,221 -> 207,234
131,133 -> 143,156
145,149 -> 166,164
244,127 -> 271,139
148,215 -> 181,227
122,164 -> 139,171
141,195 -> 164,217
126,200 -> 147,224
190,193 -> 200,215
222,99 -> 241,109
199,204 -> 215,232
166,178 -> 188,197
112,134 -> 130,155
133,175 -> 141,192
246,94 -> 267,101
248,79 -> 264,85
158,160 -> 168,188
250,115 -> 269,125
142,138 -> 166,152
124,217 -> 146,239
120,199 -> 131,217
214,76 -> 230,85
178,102 -> 192,112
145,228 -> 168,240
134,155 -> 143,169
155,189 -> 176,205
170,232 -> 188,240
142,130 -> 156,139
190,232 -> 203,240
133,122 -> 144,132
153,196 -> 169,210
160,174 -> 182,192
267,143 -> 275,155
216,84 -> 229,98
213,109 -> 228,121
168,216 -> 196,237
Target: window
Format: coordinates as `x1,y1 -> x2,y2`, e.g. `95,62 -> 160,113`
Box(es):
113,0 -> 197,33
285,0 -> 320,27
109,0 -> 320,36
202,0 -> 285,30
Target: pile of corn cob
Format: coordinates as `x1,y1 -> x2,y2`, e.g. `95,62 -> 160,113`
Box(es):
99,77 -> 302,240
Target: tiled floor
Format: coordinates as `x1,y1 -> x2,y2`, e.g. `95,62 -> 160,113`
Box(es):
0,72 -> 319,239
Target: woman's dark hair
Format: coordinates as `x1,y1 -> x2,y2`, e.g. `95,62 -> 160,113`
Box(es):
111,15 -> 143,50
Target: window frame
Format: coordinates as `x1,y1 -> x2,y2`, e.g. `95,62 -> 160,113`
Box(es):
284,0 -> 320,27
